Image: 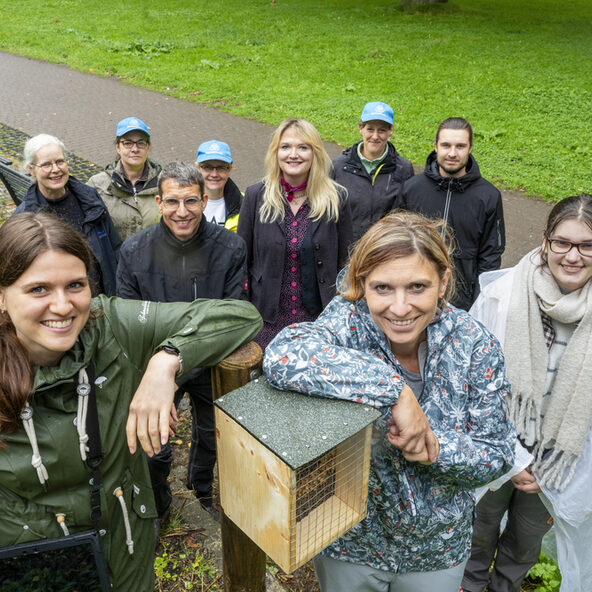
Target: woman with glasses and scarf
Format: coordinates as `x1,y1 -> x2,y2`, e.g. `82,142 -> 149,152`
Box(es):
462,194 -> 592,592
238,118 -> 352,350
88,117 -> 162,240
16,133 -> 120,296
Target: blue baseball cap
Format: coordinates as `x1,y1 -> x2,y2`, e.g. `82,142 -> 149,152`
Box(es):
116,117 -> 150,139
196,140 -> 233,164
360,102 -> 394,126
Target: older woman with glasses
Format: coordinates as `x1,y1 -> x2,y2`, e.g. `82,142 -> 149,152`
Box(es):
462,194 -> 592,592
16,133 -> 120,295
88,117 -> 162,240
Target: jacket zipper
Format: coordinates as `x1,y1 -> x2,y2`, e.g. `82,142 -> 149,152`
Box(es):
441,179 -> 453,238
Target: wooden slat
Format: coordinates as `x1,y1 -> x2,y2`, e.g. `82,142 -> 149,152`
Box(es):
216,409 -> 294,571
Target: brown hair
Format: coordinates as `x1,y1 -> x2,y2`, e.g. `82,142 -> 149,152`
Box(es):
0,212 -> 93,439
342,210 -> 455,302
435,117 -> 473,147
541,194 -> 592,266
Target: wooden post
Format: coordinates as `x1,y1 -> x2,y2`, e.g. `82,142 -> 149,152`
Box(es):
212,341 -> 267,592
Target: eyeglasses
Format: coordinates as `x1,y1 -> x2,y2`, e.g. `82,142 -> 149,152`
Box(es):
119,139 -> 149,149
199,164 -> 231,173
161,197 -> 203,211
546,236 -> 592,257
32,159 -> 68,172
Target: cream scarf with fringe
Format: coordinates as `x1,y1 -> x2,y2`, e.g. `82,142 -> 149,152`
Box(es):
504,250 -> 592,491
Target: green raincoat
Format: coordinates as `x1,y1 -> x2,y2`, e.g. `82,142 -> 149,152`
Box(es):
0,295 -> 262,591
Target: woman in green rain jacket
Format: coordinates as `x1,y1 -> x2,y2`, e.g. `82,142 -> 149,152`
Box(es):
0,212 -> 262,591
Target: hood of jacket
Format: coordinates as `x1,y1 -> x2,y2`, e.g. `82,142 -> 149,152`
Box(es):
423,151 -> 482,192
20,176 -> 108,224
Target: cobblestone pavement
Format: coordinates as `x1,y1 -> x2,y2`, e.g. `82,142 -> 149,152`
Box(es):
0,50 -> 552,266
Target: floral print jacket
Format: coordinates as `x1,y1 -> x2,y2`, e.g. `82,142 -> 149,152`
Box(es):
263,295 -> 515,574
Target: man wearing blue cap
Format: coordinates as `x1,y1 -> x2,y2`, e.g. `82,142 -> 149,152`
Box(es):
196,140 -> 242,232
332,101 -> 414,242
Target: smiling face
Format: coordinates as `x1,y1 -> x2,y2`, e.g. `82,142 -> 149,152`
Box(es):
198,160 -> 232,197
116,131 -> 150,173
28,143 -> 69,200
542,218 -> 592,292
364,253 -> 449,360
434,128 -> 472,178
277,128 -> 313,186
156,179 -> 207,242
0,250 -> 91,367
359,120 -> 393,160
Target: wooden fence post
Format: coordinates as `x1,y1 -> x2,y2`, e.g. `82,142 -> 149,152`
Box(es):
212,341 -> 267,592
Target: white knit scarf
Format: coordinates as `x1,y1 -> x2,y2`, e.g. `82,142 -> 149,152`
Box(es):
504,249 -> 592,491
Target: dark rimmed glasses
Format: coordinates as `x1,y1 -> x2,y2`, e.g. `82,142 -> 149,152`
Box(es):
546,235 -> 592,257
199,164 -> 231,173
119,139 -> 149,149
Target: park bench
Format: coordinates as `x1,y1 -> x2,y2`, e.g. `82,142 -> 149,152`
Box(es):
0,157 -> 32,206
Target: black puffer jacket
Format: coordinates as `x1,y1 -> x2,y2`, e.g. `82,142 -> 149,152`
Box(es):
116,217 -> 247,302
332,141 -> 414,242
398,152 -> 505,310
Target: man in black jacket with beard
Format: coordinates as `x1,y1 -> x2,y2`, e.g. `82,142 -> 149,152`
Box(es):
116,161 -> 248,521
397,117 -> 505,310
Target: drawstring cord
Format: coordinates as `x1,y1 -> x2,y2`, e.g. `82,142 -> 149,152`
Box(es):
56,513 -> 70,536
21,403 -> 49,487
113,487 -> 134,555
76,368 -> 91,461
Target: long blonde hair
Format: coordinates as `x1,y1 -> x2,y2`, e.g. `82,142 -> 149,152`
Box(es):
260,118 -> 342,223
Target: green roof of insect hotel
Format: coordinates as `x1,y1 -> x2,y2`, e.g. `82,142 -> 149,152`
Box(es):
215,376 -> 381,470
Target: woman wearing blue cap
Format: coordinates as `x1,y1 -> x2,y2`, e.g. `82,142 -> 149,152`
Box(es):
196,140 -> 242,232
332,101 -> 414,242
88,117 -> 162,240
238,118 -> 353,350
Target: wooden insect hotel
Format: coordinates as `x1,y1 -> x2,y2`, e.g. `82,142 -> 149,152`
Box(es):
214,376 -> 380,573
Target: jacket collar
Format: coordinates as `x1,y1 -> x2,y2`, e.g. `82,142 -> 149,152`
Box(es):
158,215 -> 211,251
423,151 -> 481,191
342,141 -> 401,176
24,176 -> 107,224
108,158 -> 161,194
223,178 -> 242,217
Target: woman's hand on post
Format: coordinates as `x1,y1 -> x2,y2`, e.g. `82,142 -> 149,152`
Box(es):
387,384 -> 439,463
126,350 -> 180,456
511,467 -> 541,493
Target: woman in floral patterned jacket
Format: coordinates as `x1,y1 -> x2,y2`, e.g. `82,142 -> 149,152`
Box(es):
264,211 -> 515,592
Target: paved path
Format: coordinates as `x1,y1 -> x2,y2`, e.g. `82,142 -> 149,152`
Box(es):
0,51 -> 553,267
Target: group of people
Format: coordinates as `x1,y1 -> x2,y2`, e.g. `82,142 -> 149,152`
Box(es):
0,101 -> 589,592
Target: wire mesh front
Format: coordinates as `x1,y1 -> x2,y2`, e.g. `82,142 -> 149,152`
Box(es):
289,427 -> 372,571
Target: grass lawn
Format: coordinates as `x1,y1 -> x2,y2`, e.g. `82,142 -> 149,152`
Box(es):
0,0 -> 590,200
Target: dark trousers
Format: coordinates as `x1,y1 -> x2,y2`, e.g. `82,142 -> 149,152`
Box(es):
147,372 -> 216,517
462,481 -> 552,592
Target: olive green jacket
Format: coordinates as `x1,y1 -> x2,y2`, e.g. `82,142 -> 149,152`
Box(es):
87,159 -> 162,240
0,295 -> 262,591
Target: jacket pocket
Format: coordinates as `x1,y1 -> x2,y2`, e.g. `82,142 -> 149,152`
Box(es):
0,491 -> 58,545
